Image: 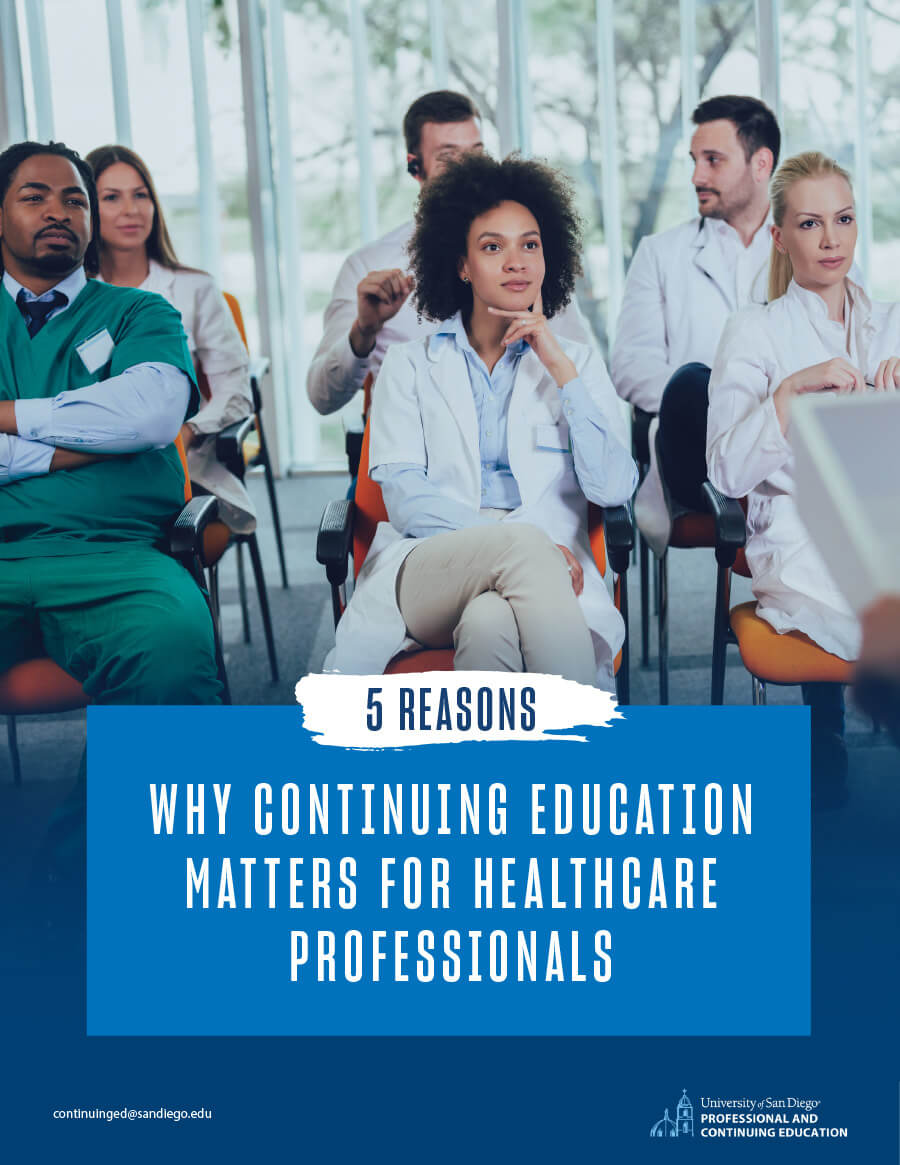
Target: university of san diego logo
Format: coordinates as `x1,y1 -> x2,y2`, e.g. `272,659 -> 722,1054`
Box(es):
650,1089 -> 694,1138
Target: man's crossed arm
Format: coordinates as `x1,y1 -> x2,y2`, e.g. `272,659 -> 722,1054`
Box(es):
0,362 -> 191,485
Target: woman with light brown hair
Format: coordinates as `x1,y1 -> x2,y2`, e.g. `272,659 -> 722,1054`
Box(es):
86,144 -> 255,533
706,150 -> 900,791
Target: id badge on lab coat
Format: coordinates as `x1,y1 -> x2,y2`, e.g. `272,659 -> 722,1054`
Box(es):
76,328 -> 115,373
535,421 -> 571,453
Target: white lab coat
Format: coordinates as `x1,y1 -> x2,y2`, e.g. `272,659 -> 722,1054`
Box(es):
611,216 -> 771,555
323,331 -> 633,687
306,220 -> 627,443
707,278 -> 900,661
140,261 -> 256,533
611,216 -> 771,414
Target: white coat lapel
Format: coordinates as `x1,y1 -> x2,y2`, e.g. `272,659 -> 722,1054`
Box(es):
508,346 -> 547,424
691,221 -> 735,310
144,260 -> 177,299
508,349 -> 555,502
426,338 -> 481,487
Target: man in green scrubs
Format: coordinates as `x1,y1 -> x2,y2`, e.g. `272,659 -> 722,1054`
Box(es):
0,141 -> 221,704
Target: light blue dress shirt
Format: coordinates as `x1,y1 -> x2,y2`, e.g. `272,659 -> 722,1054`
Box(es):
373,313 -> 638,539
1,269 -> 191,485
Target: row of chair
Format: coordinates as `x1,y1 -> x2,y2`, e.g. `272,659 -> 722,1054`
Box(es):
322,382 -> 853,706
3,324 -> 853,786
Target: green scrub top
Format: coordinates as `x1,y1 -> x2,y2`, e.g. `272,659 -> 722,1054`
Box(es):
0,278 -> 198,558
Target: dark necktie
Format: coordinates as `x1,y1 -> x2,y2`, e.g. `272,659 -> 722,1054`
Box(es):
16,288 -> 68,338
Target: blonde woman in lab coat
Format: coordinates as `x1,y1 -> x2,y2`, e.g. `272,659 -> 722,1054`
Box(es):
707,150 -> 900,789
325,153 -> 637,688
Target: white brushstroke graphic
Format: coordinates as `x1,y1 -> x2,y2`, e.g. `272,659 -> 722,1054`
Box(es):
295,673 -> 621,749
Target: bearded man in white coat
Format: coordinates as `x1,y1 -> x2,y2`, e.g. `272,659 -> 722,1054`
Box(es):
307,90 -> 626,444
611,95 -> 780,547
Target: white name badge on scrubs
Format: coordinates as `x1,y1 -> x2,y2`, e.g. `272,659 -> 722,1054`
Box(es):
535,421 -> 570,452
76,328 -> 115,373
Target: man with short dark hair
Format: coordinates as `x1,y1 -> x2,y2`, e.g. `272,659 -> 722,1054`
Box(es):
306,90 -> 618,431
0,141 -> 221,704
611,95 -> 780,529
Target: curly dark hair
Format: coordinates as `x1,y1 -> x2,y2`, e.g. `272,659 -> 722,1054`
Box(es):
409,152 -> 583,322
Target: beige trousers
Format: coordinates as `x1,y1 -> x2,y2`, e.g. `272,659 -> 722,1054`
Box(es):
396,523 -> 597,684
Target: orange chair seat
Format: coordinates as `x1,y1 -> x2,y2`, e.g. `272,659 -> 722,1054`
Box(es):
0,658 -> 87,715
202,519 -> 233,566
669,512 -> 716,548
385,646 -> 623,677
729,601 -> 853,685
385,649 -> 456,673
669,501 -> 749,567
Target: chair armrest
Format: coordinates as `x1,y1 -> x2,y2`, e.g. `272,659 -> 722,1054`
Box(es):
317,499 -> 355,587
603,502 -> 635,575
345,428 -> 364,479
216,415 -> 256,478
169,495 -> 219,560
701,481 -> 746,567
249,358 -> 270,415
247,357 -> 270,415
631,406 -> 655,469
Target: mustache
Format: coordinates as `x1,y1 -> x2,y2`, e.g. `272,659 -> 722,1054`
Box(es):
36,225 -> 77,241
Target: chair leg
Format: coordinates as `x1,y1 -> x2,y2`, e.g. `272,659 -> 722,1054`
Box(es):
330,583 -> 345,630
236,540 -> 251,644
258,428 -> 289,589
208,561 -> 221,622
201,565 -> 231,705
652,548 -> 659,615
752,676 -> 767,706
213,620 -> 232,707
639,532 -> 650,668
247,532 -> 280,682
7,715 -> 21,786
657,551 -> 669,705
618,572 -> 630,705
711,563 -> 732,705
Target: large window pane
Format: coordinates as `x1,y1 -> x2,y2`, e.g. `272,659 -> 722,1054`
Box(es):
781,0 -> 856,165
444,0 -> 500,141
42,0 -> 117,150
120,2 -> 202,265
280,0 -> 364,466
614,1 -> 688,256
867,3 -> 900,300
284,0 -> 502,466
527,0 -> 686,350
698,0 -> 757,100
204,0 -> 259,350
366,0 -> 432,233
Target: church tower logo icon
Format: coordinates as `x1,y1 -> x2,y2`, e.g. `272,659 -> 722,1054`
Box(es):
649,1089 -> 694,1138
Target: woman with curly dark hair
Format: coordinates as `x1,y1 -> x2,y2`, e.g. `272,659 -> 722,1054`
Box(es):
325,153 -> 637,687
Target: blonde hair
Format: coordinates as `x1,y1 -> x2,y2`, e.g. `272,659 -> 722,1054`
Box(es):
768,151 -> 854,302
